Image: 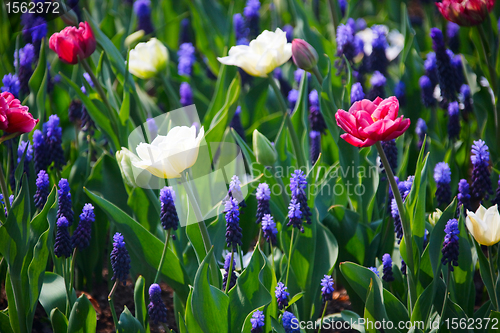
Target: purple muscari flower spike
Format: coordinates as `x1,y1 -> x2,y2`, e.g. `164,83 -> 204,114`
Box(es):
283,24 -> 294,43
401,260 -> 407,275
179,18 -> 192,46
71,203 -> 95,249
415,118 -> 427,150
256,183 -> 271,224
394,81 -> 406,106
351,82 -> 365,104
310,131 -> 321,164
430,28 -> 456,102
441,219 -> 460,271
368,71 -> 386,100
57,179 -> 74,226
67,0 -> 82,21
15,44 -> 35,96
225,198 -> 242,251
320,275 -> 334,303
449,52 -> 465,92
262,214 -> 278,245
81,105 -> 95,135
275,282 -> 289,310
457,179 -> 471,215
380,139 -> 397,176
110,232 -> 131,285
391,199 -> 403,242
244,0 -> 261,38
471,140 -> 492,201
228,175 -> 246,207
460,84 -> 473,116
424,52 -> 438,87
288,89 -> 299,111
282,311 -> 299,333
30,16 -> 47,53
1,74 -> 20,97
147,117 -> 158,140
356,18 -> 367,31
287,199 -> 303,232
290,170 -> 312,224
134,0 -> 154,34
148,284 -> 168,324
448,101 -> 460,140
54,217 -> 72,258
68,100 -> 83,123
234,13 -> 249,45
17,140 -> 33,176
434,162 -> 452,207
43,115 -> 66,171
336,24 -> 359,63
294,68 -> 304,85
309,90 -> 327,134
178,43 -> 196,77
338,0 -> 347,17
230,106 -> 246,141
369,25 -> 389,74
346,18 -> 356,32
33,130 -> 47,175
250,310 -> 265,333
160,187 -> 179,237
369,267 -> 379,277
222,252 -> 237,290
447,22 -> 460,53
179,82 -> 193,106
382,253 -> 394,282
34,170 -> 49,210
419,75 -> 436,108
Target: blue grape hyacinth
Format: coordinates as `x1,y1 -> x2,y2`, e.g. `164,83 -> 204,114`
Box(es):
369,267 -> 380,277
310,131 -> 321,164
180,82 -> 193,107
275,282 -> 289,310
250,310 -> 265,333
447,22 -> 460,53
148,284 -> 168,324
222,252 -> 237,291
262,214 -> 278,245
34,170 -> 49,210
225,198 -> 242,251
282,311 -> 299,333
351,82 -> 365,104
71,203 -> 95,250
134,0 -> 154,34
447,101 -> 461,140
441,219 -> 460,271
369,25 -> 389,74
430,28 -> 456,102
368,71 -> 386,100
434,162 -> 451,207
57,179 -> 74,226
54,217 -> 72,258
1,73 -> 20,97
160,186 -> 179,237
424,52 -> 438,87
457,179 -> 471,215
178,43 -> 196,77
256,183 -> 271,224
233,13 -> 249,45
15,44 -> 35,96
471,140 -> 492,201
43,115 -> 65,171
415,118 -> 427,150
228,175 -> 246,207
320,275 -> 334,303
290,170 -> 312,225
287,198 -> 304,233
110,233 -> 131,285
244,0 -> 260,38
419,75 -> 436,108
382,253 -> 394,282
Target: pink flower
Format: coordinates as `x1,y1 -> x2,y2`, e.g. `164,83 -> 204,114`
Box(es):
0,92 -> 39,133
49,22 -> 96,65
335,96 -> 410,147
436,0 -> 495,27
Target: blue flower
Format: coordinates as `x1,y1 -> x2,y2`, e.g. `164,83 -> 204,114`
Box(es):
68,100 -> 83,123
419,75 -> 436,108
320,275 -> 334,303
256,183 -> 271,224
430,28 -> 456,102
275,282 -> 289,310
282,311 -> 299,333
351,82 -> 365,104
380,139 -> 397,177
148,284 -> 168,324
282,24 -> 294,43
250,310 -> 265,333
415,118 -> 427,150
30,17 -> 47,43
110,233 -> 131,285
382,253 -> 394,282
289,170 -> 312,225
54,217 -> 72,258
424,52 -> 438,87
310,130 -> 321,164
57,179 -> 74,226
367,71 -> 386,100
178,43 -> 196,77
434,162 -> 451,207
471,140 -> 492,201
460,84 -> 473,115
309,90 -> 327,134
233,13 -> 249,45
34,170 -> 49,210
160,186 -> 179,236
134,0 -> 154,34
1,74 -> 20,97
446,22 -> 460,53
43,115 -> 65,171
223,252 -> 237,290
287,198 -> 303,233
179,18 -> 192,45
368,267 -> 379,277
225,198 -> 242,251
457,179 -> 471,215
336,24 -> 360,62
262,214 -> 278,245
71,203 -> 95,250
180,82 -> 193,106
243,0 -> 260,38
369,25 -> 388,74
338,0 -> 347,17
395,81 -> 406,106
288,89 -> 299,111
441,219 -> 460,271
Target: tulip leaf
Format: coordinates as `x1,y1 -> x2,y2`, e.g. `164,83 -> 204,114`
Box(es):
133,276 -> 148,331
0,312 -> 13,333
50,308 -> 68,333
270,317 -> 287,333
40,272 -> 76,318
85,188 -> 191,303
67,294 -> 97,333
473,238 -> 497,311
28,38 -> 47,117
117,306 -> 144,333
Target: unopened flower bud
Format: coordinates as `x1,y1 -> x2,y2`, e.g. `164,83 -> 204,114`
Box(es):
291,39 -> 318,72
253,130 -> 277,166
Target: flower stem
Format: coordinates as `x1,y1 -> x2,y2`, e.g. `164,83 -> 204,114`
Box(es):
318,300 -> 328,333
68,248 -> 77,301
108,280 -> 119,332
154,228 -> 172,284
312,66 -> 324,87
224,249 -> 234,294
238,244 -> 244,272
439,265 -> 451,328
375,141 -> 416,311
488,246 -> 499,310
285,228 -> 295,287
0,162 -> 11,214
268,74 -> 306,168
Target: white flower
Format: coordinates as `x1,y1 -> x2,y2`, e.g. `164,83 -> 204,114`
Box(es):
116,147 -> 151,187
466,204 -> 500,246
128,38 -> 169,79
132,125 -> 204,179
429,208 -> 443,226
217,28 -> 292,77
356,26 -> 404,62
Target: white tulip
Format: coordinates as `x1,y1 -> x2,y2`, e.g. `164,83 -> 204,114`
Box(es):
217,28 -> 292,77
132,125 -> 205,179
116,147 -> 151,187
466,204 -> 500,246
128,38 -> 169,79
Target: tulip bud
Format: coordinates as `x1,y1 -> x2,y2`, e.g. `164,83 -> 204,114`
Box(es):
125,30 -> 146,49
253,130 -> 277,166
291,39 -> 318,72
116,148 -> 151,187
428,208 -> 443,226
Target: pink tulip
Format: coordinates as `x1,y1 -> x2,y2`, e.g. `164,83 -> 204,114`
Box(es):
0,92 -> 38,134
335,96 -> 410,147
436,0 -> 495,27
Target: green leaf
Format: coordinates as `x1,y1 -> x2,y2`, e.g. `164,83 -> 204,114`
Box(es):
489,311 -> 500,333
340,262 -> 383,305
50,308 -> 68,333
0,311 -> 13,333
191,247 -> 229,333
428,199 -> 457,278
40,272 -> 76,318
84,188 -> 191,303
473,239 -> 497,311
118,306 -> 144,333
67,294 -> 97,333
133,276 -> 148,331
28,38 -> 47,117
270,317 -> 286,333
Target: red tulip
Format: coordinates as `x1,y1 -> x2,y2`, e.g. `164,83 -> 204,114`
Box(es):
436,0 -> 495,27
0,92 -> 39,133
335,96 -> 410,147
49,22 -> 96,65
